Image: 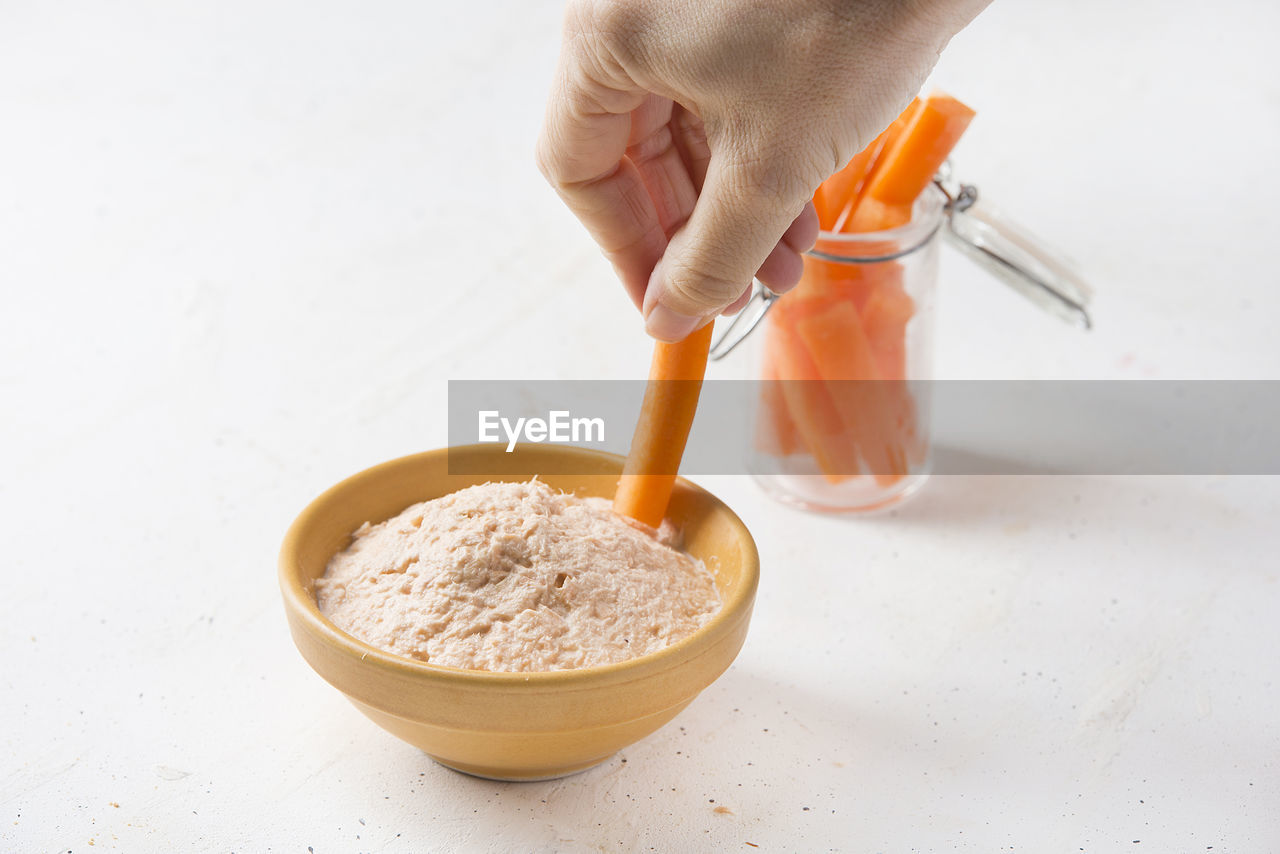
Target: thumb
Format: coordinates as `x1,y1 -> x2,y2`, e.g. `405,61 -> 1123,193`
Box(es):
642,147 -> 813,341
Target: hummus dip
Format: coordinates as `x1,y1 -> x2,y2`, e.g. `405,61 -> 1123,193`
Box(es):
315,480 -> 721,672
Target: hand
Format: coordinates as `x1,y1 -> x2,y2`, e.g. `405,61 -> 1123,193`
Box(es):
537,0 -> 989,340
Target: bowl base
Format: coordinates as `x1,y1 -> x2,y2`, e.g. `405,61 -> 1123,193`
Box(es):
350,694 -> 691,783
428,753 -> 612,782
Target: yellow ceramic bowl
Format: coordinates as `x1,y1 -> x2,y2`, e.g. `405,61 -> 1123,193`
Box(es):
279,444 -> 759,781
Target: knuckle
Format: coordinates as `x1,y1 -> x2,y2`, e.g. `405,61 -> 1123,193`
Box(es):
663,261 -> 746,312
535,123 -> 577,185
583,0 -> 629,30
534,135 -> 557,182
574,0 -> 646,63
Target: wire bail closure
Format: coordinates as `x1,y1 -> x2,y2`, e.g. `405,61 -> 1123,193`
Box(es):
709,166 -> 1093,361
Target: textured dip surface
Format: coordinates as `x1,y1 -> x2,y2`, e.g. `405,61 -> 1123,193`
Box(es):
314,480 -> 721,672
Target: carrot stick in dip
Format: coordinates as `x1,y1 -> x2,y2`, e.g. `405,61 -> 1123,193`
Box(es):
613,322 -> 715,528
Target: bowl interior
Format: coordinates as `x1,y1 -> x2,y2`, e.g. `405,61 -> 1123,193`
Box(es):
281,444 -> 758,675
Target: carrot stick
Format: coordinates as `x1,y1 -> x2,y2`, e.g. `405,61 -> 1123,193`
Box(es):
812,98 -> 921,232
859,284 -> 915,381
817,147 -> 878,232
796,98 -> 923,301
858,284 -> 923,466
847,93 -> 975,232
832,98 -> 922,233
790,300 -> 907,485
755,355 -> 803,457
812,182 -> 838,232
613,322 -> 714,528
767,310 -> 860,483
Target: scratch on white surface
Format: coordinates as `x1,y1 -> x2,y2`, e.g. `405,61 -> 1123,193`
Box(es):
1074,594 -> 1217,766
1076,646 -> 1164,737
261,747 -> 354,809
787,714 -> 814,736
216,425 -> 294,476
0,758 -> 80,807
1195,685 -> 1213,721
540,774 -> 572,807
154,765 -> 191,781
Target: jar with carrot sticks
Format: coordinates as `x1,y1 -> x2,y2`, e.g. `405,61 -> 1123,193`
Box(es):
747,186 -> 945,511
712,92 -> 1093,512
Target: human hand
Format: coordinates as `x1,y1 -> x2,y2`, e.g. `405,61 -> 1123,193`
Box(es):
537,0 -> 989,340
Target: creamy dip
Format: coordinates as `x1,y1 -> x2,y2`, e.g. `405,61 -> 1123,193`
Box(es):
315,480 -> 720,672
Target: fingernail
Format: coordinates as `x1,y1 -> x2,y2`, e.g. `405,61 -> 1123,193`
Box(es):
644,303 -> 701,342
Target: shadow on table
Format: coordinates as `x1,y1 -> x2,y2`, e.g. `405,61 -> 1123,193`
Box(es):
840,462 -> 1228,531
429,663 -> 995,851
887,463 -> 1085,527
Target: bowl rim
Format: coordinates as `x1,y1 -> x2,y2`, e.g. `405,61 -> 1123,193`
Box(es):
279,445 -> 759,691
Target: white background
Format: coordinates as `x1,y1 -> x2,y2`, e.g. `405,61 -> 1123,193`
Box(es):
2,1 -> 1278,851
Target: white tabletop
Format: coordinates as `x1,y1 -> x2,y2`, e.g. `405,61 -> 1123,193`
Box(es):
3,1 -> 1277,851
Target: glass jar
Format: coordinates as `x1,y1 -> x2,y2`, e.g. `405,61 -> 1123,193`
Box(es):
711,171 -> 1093,513
746,186 -> 944,512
